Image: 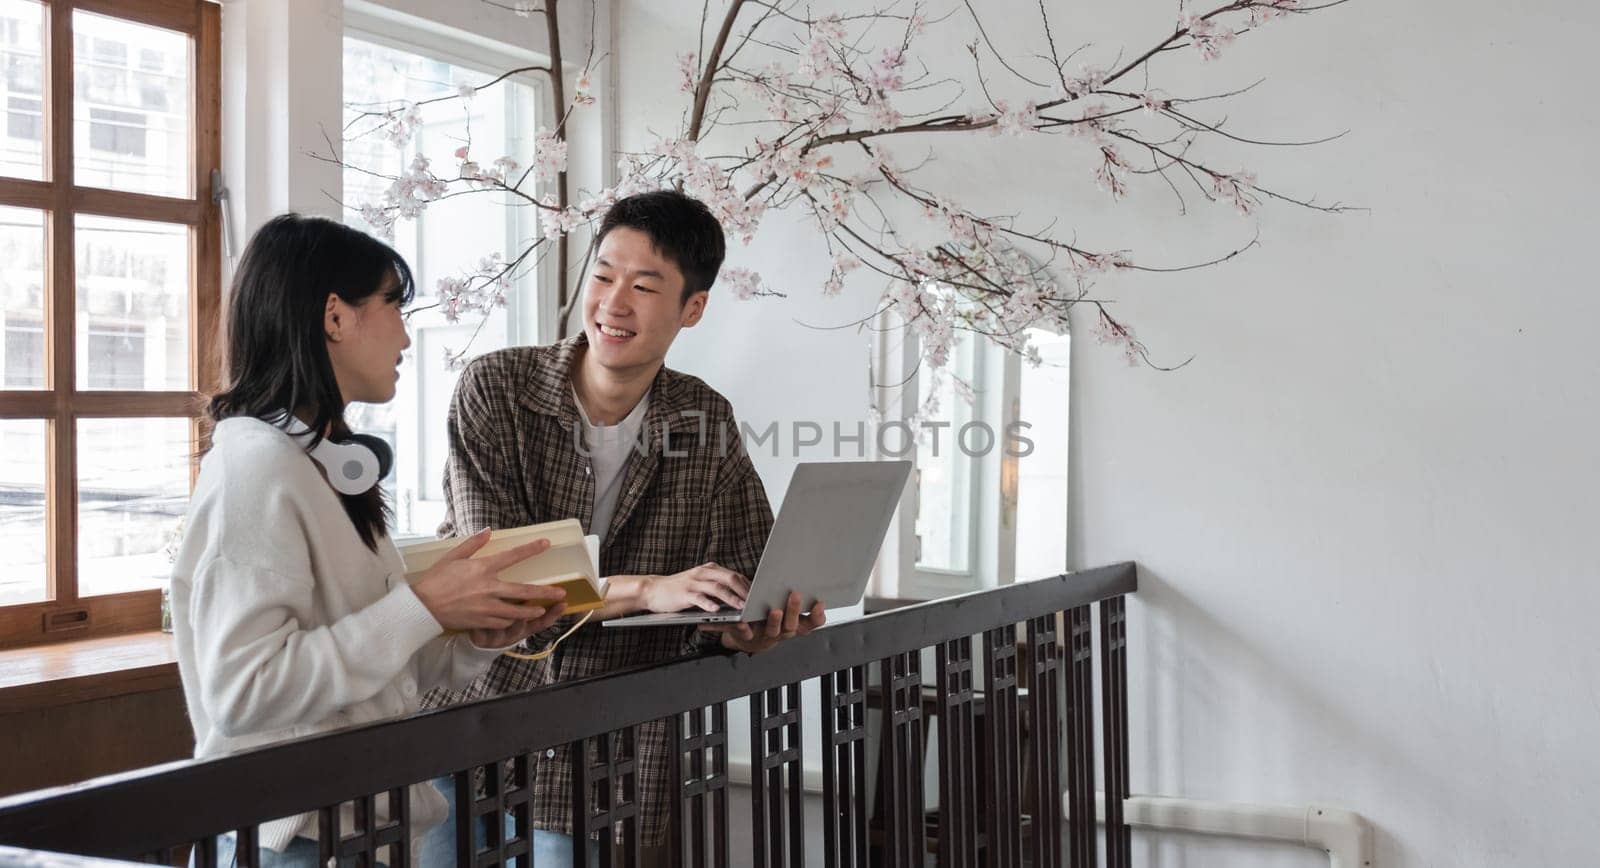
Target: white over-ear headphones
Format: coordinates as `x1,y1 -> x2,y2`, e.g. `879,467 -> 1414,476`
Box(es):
276,414 -> 393,496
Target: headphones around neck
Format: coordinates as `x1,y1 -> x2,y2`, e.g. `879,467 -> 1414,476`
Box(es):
276,414 -> 394,496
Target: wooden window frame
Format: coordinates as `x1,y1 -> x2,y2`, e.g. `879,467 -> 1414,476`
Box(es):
0,0 -> 220,649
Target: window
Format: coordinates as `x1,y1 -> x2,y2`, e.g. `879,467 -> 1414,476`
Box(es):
7,94 -> 40,139
341,30 -> 539,538
912,329 -> 981,579
0,0 -> 220,646
3,315 -> 43,387
1011,327 -> 1070,581
72,9 -> 190,197
5,53 -> 38,92
87,107 -> 146,157
1,1 -> 43,181
875,312 -> 1071,598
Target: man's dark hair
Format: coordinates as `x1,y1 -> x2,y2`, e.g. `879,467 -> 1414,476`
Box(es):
595,190 -> 726,301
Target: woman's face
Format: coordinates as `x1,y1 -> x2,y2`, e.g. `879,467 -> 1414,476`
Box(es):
325,275 -> 411,406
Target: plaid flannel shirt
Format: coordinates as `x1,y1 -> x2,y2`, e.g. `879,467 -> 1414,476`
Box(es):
420,333 -> 774,847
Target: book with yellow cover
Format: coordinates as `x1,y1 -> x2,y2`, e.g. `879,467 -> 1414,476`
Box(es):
397,519 -> 607,615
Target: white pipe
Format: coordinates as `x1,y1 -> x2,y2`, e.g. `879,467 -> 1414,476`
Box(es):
1079,793 -> 1374,868
727,761 -> 1374,868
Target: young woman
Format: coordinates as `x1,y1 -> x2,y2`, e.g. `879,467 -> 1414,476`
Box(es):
169,213 -> 566,866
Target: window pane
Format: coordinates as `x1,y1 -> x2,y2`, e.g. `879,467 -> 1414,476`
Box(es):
0,0 -> 44,181
76,214 -> 189,390
0,418 -> 47,605
342,35 -> 532,537
915,330 -> 977,573
78,417 -> 188,597
73,10 -> 191,197
1,204 -> 45,388
1014,329 -> 1070,581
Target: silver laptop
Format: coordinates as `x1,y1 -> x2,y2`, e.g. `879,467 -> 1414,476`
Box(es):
603,459 -> 912,627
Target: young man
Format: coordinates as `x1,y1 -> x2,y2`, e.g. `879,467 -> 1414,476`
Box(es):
420,190 -> 822,863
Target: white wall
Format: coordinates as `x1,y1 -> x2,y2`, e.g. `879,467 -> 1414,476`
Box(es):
1068,2 -> 1600,866
222,1 -> 1600,862
615,1 -> 1600,865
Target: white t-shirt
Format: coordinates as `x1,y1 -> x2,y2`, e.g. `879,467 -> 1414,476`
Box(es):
573,387 -> 650,546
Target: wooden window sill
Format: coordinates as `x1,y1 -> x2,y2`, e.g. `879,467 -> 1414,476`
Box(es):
0,631 -> 179,714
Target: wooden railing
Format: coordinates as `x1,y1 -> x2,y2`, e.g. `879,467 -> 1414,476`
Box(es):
0,563 -> 1137,867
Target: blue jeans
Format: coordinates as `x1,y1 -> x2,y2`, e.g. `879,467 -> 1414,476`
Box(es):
197,779 -> 583,867
416,774 -> 593,866
208,833 -> 382,868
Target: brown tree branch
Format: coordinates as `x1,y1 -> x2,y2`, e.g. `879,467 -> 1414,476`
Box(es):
545,0 -> 573,336
688,0 -> 750,140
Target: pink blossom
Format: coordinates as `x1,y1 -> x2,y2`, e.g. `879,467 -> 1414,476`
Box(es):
534,131 -> 567,180
799,17 -> 846,79
868,147 -> 898,178
573,71 -> 595,107
614,157 -> 662,199
435,255 -> 511,326
867,48 -> 906,93
381,154 -> 448,220
823,272 -> 844,297
650,137 -> 767,245
1249,0 -> 1301,26
437,277 -> 468,323
815,15 -> 848,42
902,249 -> 938,279
1180,13 -> 1237,61
1001,282 -> 1043,327
1093,310 -> 1141,366
1057,66 -> 1107,100
990,99 -> 1038,137
454,145 -> 470,160
814,188 -> 852,231
678,52 -> 699,93
912,308 -> 955,370
1081,250 -> 1132,273
720,267 -> 765,300
380,102 -> 422,148
816,95 -> 850,133
865,97 -> 902,132
822,253 -> 861,297
577,187 -> 618,215
539,201 -> 583,238
799,36 -> 834,79
357,204 -> 396,242
466,155 -> 521,188
1210,170 -> 1260,215
1068,102 -> 1114,144
1094,161 -> 1132,199
1095,145 -> 1131,200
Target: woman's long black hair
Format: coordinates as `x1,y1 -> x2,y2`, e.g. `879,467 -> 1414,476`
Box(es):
208,213 -> 415,551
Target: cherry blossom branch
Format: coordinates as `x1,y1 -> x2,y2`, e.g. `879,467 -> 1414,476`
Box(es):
342,64 -> 552,135
688,0 -> 750,140
327,0 -> 1354,373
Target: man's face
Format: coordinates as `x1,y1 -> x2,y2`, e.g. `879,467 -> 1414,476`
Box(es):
581,226 -> 707,375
